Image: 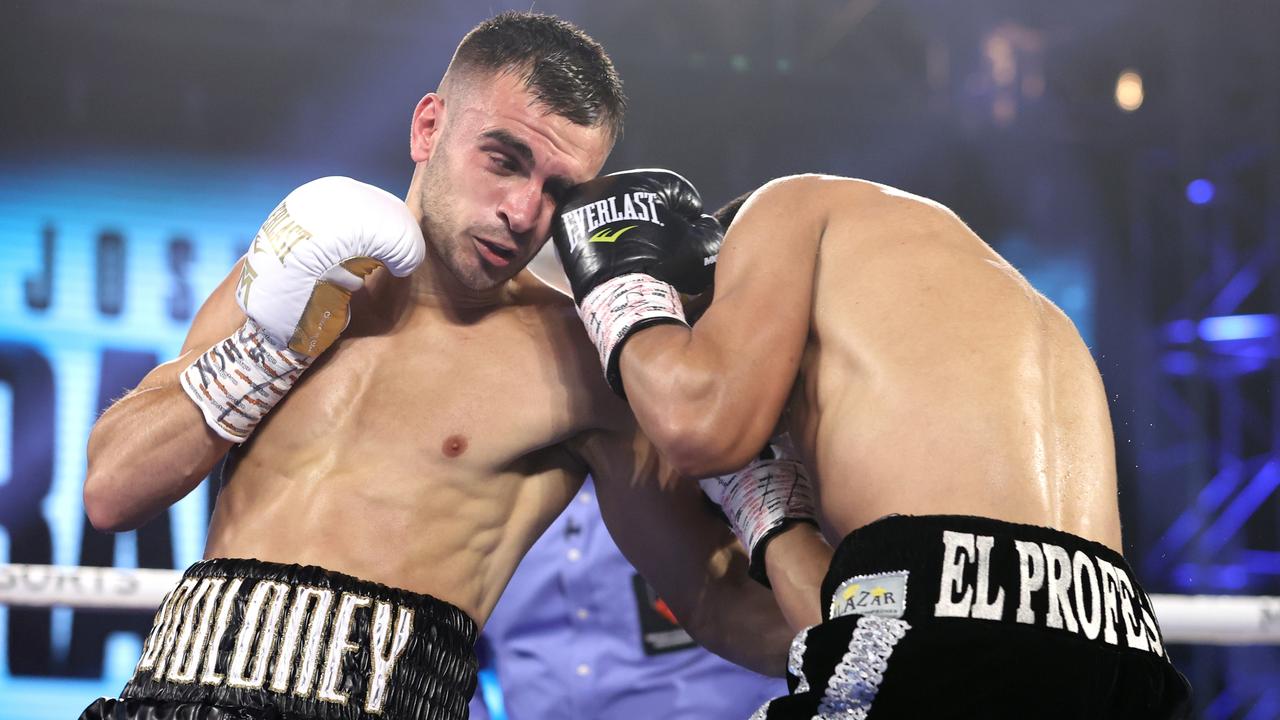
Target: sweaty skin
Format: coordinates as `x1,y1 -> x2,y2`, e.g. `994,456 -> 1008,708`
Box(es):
83,72 -> 790,675
620,175 -> 1122,627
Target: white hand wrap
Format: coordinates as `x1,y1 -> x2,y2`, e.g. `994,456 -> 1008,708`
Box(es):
179,319 -> 313,443
577,272 -> 686,394
700,444 -> 818,586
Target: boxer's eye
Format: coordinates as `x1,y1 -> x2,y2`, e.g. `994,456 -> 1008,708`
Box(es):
488,153 -> 519,173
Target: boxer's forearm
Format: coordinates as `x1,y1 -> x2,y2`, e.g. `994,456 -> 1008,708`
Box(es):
84,357 -> 230,532
764,524 -> 833,630
593,442 -> 792,677
620,325 -> 782,478
680,553 -> 793,677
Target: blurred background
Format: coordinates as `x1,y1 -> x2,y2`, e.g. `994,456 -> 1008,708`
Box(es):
1,0 -> 1277,717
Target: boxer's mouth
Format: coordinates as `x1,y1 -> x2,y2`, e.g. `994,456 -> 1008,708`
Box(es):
474,236 -> 516,266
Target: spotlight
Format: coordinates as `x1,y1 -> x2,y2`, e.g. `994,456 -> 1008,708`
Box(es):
1115,70 -> 1143,112
1198,314 -> 1277,342
1186,179 -> 1215,205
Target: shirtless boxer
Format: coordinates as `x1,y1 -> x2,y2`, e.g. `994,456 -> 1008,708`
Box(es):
552,170 -> 1193,718
77,16 -> 791,720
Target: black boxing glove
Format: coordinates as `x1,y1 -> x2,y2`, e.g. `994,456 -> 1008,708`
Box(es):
552,169 -> 722,395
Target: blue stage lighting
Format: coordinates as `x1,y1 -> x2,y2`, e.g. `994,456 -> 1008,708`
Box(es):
1198,314 -> 1279,342
1160,351 -> 1198,376
1163,319 -> 1197,344
478,668 -> 507,720
1186,178 -> 1215,205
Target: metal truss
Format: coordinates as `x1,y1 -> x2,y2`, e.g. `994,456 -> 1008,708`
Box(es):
1123,137 -> 1280,718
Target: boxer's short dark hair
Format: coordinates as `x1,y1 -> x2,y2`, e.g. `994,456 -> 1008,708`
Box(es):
453,12 -> 626,142
713,189 -> 757,229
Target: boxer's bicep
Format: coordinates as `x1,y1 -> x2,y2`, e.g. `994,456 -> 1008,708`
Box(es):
623,176 -> 825,476
86,259 -> 247,531
697,175 -> 824,429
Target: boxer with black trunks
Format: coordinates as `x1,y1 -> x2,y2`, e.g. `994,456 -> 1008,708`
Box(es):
552,171 -> 1193,717
78,16 -> 794,720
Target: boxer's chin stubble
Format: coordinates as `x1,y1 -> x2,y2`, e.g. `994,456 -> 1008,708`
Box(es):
422,215 -> 505,291
447,236 -> 510,291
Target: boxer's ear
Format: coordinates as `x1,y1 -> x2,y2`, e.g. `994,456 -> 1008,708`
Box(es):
410,93 -> 445,163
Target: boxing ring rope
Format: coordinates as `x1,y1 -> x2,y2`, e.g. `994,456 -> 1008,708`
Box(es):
2,564 -> 1279,645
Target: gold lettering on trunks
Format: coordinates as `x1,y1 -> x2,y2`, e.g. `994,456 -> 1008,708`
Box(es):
152,578 -> 199,680
291,587 -> 336,698
227,580 -> 290,689
167,577 -> 223,683
317,593 -> 371,705
136,587 -> 182,672
199,578 -> 243,685
270,585 -> 333,695
366,602 -> 414,713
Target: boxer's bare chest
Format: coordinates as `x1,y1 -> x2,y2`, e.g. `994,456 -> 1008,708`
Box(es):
204,286 -> 614,605
243,296 -> 595,485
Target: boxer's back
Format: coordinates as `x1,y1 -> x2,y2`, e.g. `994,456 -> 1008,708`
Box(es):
786,178 -> 1121,550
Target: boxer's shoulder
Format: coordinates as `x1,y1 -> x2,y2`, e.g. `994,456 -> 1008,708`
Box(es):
511,272 -> 622,374
479,272 -> 631,427
744,174 -> 932,220
749,173 -> 867,203
510,268 -> 578,312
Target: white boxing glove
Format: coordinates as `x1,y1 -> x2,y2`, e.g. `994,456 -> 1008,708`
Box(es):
700,434 -> 818,586
236,176 -> 425,355
180,177 -> 425,442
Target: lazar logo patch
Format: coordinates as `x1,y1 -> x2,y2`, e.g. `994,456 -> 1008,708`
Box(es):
829,571 -> 909,619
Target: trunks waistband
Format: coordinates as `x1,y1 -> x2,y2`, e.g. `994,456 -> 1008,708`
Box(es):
121,558 -> 478,720
821,514 -> 1168,658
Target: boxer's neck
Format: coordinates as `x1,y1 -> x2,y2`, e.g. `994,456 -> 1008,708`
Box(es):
408,245 -> 512,316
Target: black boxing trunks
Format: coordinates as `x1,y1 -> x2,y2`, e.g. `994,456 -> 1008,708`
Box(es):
78,558 -> 478,720
752,515 -> 1192,719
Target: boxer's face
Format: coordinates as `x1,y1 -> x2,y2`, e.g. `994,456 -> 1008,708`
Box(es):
410,71 -> 611,291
